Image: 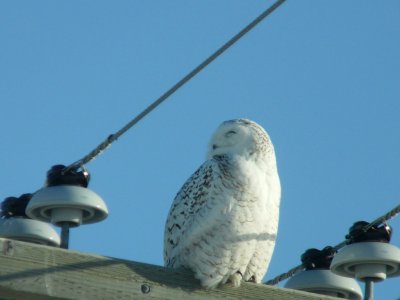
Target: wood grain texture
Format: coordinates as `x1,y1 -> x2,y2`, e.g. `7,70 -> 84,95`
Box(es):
0,238 -> 342,300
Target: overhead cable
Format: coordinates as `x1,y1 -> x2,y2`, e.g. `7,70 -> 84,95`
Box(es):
64,0 -> 287,173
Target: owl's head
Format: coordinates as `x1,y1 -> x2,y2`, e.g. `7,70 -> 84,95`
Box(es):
207,119 -> 275,161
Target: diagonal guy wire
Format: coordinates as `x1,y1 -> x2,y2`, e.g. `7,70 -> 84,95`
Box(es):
64,0 -> 287,173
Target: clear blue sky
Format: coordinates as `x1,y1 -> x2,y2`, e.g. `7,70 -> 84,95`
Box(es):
1,1 -> 399,298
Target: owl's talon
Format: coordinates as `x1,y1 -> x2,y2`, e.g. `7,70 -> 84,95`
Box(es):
228,272 -> 242,287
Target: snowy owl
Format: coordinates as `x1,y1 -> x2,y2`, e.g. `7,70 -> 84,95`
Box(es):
164,118 -> 281,288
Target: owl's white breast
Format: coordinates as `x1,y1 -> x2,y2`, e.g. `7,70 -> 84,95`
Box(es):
223,157 -> 281,237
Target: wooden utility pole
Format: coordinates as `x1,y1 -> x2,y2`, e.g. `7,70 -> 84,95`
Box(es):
0,238 -> 343,300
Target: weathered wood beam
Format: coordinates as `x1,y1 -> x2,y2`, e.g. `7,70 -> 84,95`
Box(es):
0,238 -> 341,300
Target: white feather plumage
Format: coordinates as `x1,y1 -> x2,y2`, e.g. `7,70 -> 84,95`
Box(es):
164,119 -> 281,288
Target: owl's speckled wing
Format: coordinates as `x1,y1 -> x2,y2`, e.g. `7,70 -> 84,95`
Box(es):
164,158 -> 225,268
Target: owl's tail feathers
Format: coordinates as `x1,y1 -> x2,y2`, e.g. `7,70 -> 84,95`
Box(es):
196,275 -> 222,289
196,271 -> 243,289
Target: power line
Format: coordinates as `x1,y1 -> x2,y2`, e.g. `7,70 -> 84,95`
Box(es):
264,204 -> 400,286
364,204 -> 400,232
64,0 -> 287,173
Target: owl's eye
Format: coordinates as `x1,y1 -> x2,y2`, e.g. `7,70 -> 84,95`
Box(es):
225,130 -> 237,137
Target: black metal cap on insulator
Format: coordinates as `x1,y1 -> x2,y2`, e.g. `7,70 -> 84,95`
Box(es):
46,164 -> 90,188
301,246 -> 335,270
345,221 -> 392,244
0,194 -> 33,218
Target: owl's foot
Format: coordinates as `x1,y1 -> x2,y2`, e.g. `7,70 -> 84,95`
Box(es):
246,275 -> 256,283
228,271 -> 243,287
